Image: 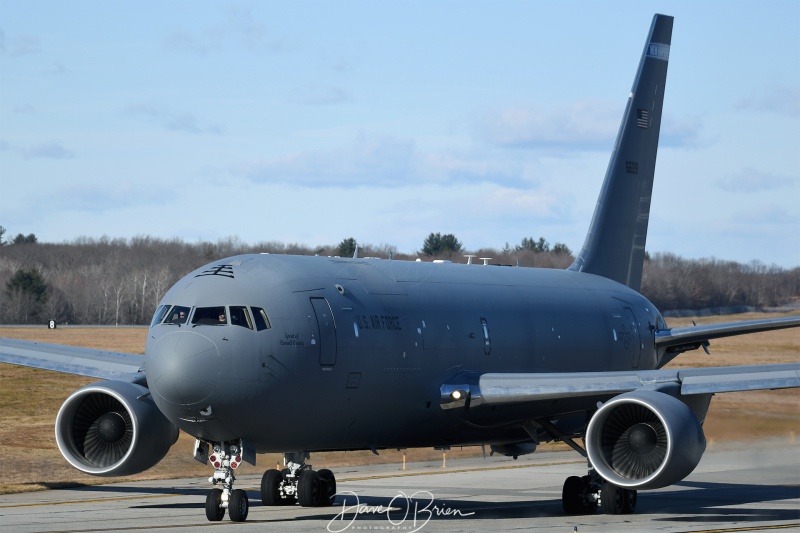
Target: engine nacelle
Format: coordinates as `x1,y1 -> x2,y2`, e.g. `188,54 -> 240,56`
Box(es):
55,380 -> 179,477
586,390 -> 706,490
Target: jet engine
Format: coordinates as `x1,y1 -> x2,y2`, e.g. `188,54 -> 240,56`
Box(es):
55,380 -> 179,477
585,390 -> 706,490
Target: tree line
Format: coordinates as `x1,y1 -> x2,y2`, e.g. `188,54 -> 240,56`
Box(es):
0,232 -> 797,325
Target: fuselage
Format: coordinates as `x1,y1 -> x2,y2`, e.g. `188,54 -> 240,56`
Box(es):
145,254 -> 665,453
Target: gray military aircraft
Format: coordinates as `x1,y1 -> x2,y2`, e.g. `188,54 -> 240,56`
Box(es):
1,13 -> 799,523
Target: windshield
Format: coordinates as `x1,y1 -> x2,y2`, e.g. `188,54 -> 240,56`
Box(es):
165,306 -> 191,324
150,305 -> 191,326
151,304 -> 273,330
192,306 -> 227,325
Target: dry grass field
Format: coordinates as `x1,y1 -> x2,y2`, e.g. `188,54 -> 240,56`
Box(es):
661,312 -> 799,445
0,312 -> 797,495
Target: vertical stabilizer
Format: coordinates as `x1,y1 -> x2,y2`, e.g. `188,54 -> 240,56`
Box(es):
569,14 -> 673,290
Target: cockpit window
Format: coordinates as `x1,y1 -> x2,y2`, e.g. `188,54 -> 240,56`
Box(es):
151,305 -> 191,326
164,306 -> 191,325
251,307 -> 271,331
230,306 -> 253,329
192,306 -> 227,326
150,305 -> 171,327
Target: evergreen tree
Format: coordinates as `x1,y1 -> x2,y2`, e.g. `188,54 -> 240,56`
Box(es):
12,233 -> 38,244
421,233 -> 463,255
6,268 -> 48,303
552,242 -> 572,255
516,236 -> 549,252
337,237 -> 357,257
4,268 -> 48,323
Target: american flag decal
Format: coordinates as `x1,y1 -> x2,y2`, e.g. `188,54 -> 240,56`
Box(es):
636,108 -> 649,129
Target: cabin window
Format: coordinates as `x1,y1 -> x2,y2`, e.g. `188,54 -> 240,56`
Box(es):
230,306 -> 253,329
192,306 -> 227,325
251,307 -> 272,331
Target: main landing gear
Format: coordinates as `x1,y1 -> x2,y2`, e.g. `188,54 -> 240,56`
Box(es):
561,469 -> 637,515
533,418 -> 637,516
260,452 -> 336,508
201,441 -> 249,522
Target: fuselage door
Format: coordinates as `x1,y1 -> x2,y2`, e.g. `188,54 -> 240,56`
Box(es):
624,307 -> 642,368
311,297 -> 337,366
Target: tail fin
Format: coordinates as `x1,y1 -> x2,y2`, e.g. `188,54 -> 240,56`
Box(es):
569,14 -> 673,290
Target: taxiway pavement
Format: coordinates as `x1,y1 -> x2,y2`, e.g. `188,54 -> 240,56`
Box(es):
1,441 -> 798,533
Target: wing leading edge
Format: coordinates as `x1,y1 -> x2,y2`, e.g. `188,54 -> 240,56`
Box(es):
441,363 -> 800,410
0,337 -> 145,383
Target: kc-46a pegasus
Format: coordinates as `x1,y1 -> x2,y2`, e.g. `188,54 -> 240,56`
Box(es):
1,13 -> 798,523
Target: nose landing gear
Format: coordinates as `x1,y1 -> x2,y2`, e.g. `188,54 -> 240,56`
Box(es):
201,441 -> 249,522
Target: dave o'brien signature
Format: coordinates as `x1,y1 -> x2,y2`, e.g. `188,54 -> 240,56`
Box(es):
327,490 -> 475,533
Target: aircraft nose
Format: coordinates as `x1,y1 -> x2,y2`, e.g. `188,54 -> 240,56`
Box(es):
147,331 -> 220,407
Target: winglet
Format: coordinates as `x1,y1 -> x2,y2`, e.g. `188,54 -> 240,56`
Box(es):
569,14 -> 673,290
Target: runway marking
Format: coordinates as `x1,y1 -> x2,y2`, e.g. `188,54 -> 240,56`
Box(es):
0,460 -> 581,509
684,525 -> 800,533
12,525 -> 236,532
0,493 -> 177,508
338,459 -> 584,482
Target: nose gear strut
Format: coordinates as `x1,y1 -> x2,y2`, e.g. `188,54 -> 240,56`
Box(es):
203,440 -> 248,522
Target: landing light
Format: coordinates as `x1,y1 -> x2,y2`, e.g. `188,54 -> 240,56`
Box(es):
451,390 -> 465,401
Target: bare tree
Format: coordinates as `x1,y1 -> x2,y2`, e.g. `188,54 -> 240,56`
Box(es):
0,235 -> 795,324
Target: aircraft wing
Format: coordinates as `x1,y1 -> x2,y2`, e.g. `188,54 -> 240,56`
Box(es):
440,363 -> 800,410
0,337 -> 145,383
654,316 -> 800,356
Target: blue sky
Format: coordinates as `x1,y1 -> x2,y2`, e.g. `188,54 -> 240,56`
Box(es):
1,1 -> 798,267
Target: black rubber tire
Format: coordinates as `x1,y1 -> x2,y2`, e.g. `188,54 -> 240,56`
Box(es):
600,482 -> 625,514
562,476 -> 584,514
261,469 -> 283,506
229,489 -> 249,522
205,488 -> 225,521
318,469 -> 336,506
298,469 -> 322,507
622,489 -> 637,514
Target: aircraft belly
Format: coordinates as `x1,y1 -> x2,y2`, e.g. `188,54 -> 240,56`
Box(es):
173,417 -> 239,444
